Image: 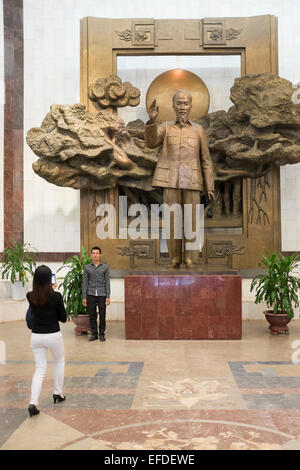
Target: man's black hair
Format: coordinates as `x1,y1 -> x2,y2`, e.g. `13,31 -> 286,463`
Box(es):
91,246 -> 102,253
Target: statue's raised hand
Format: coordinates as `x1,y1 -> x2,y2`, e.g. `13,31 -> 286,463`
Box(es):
148,99 -> 159,123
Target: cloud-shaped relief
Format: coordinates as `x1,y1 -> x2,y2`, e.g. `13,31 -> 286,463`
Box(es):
88,75 -> 140,109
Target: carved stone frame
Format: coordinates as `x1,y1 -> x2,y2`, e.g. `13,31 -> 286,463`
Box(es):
80,15 -> 280,270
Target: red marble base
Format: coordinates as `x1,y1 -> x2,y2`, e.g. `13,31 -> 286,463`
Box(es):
124,274 -> 242,340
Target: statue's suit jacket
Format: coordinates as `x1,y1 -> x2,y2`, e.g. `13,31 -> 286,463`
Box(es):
145,120 -> 214,192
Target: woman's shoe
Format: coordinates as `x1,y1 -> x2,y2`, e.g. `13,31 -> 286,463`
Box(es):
53,394 -> 66,404
28,404 -> 40,417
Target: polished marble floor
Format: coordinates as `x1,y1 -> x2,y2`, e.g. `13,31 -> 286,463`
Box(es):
1,320 -> 300,450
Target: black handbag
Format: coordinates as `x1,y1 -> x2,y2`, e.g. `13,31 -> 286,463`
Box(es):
26,305 -> 34,330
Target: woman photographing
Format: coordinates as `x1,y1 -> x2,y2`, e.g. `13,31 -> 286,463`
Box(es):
26,265 -> 67,417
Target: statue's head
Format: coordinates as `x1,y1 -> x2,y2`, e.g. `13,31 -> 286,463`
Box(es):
172,89 -> 192,124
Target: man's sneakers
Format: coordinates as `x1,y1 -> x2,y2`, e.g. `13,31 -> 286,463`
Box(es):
99,335 -> 106,342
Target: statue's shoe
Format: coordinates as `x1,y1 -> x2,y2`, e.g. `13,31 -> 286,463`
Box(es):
169,258 -> 181,268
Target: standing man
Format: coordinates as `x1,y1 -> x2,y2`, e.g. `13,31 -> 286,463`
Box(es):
82,247 -> 110,342
145,89 -> 215,268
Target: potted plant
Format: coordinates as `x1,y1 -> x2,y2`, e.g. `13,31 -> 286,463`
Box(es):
250,251 -> 300,334
1,241 -> 37,300
57,245 -> 91,335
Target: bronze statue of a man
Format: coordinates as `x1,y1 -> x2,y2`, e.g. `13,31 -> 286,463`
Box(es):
145,89 -> 215,268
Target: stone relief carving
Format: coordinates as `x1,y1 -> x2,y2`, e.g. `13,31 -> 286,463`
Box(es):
115,20 -> 155,46
115,29 -> 149,42
209,28 -> 242,41
209,29 -> 224,41
118,241 -> 155,268
206,240 -> 246,268
226,28 -> 242,40
115,29 -> 132,41
134,31 -> 148,42
209,243 -> 246,257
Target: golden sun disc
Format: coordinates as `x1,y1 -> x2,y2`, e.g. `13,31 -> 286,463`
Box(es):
146,69 -> 210,122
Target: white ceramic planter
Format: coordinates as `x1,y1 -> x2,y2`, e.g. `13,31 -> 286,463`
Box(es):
11,281 -> 26,300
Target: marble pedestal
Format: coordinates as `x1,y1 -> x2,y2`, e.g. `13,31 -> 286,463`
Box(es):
124,274 -> 242,340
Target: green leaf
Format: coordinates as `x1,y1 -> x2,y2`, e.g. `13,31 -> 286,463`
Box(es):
55,245 -> 91,318
1,241 -> 36,285
251,251 -> 300,318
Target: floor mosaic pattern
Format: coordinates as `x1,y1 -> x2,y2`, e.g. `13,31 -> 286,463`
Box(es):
1,320 -> 300,450
229,361 -> 300,410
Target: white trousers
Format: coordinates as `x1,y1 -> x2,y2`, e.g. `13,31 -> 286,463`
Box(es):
30,331 -> 65,406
